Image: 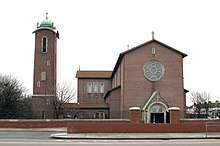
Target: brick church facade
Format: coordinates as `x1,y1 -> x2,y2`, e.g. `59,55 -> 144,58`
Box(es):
32,15 -> 188,122
76,38 -> 188,123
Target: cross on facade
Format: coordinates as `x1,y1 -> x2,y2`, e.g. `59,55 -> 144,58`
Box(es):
152,31 -> 155,39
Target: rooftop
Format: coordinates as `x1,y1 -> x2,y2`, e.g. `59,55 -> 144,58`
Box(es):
76,71 -> 112,79
33,13 -> 56,33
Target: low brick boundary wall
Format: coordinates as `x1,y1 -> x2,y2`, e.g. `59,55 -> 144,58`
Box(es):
67,122 -> 220,133
0,107 -> 220,133
180,119 -> 220,124
66,117 -> 220,133
0,119 -> 130,129
0,119 -> 219,133
65,109 -> 220,133
0,119 -> 68,128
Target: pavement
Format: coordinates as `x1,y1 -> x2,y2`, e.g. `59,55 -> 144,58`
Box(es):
1,128 -> 220,140
50,132 -> 220,140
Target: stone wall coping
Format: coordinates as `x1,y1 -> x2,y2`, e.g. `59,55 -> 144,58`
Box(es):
129,107 -> 141,110
0,119 -> 130,122
168,107 -> 180,111
180,118 -> 220,121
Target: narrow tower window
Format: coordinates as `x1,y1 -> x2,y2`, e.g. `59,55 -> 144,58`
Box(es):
93,82 -> 98,93
41,36 -> 48,53
47,60 -> 51,66
37,81 -> 41,87
100,83 -> 104,93
87,82 -> 92,93
41,71 -> 46,81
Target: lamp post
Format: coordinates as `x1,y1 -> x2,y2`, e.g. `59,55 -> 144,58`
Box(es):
75,102 -> 80,119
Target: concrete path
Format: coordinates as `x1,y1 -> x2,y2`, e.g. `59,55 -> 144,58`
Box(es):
50,132 -> 220,140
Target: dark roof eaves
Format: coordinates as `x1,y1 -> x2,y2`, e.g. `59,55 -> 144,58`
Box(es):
32,27 -> 56,33
77,77 -> 111,79
104,85 -> 121,99
153,39 -> 188,58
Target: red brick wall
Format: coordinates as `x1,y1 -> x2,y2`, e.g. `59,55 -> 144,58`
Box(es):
32,28 -> 57,118
67,122 -> 220,133
0,119 -> 219,133
0,120 -> 130,128
129,107 -> 141,124
33,29 -> 57,95
66,110 -> 220,133
115,41 -> 186,118
77,78 -> 111,104
67,121 -> 220,133
169,108 -> 180,124
105,87 -> 121,118
181,119 -> 220,124
0,120 -> 67,128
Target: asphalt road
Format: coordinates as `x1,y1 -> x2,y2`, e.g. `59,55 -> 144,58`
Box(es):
0,131 -> 54,139
0,139 -> 220,146
0,131 -> 220,146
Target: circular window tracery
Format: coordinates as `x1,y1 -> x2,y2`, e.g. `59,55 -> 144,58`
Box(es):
143,59 -> 165,81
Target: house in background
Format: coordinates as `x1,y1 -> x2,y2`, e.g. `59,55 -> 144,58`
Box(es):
186,100 -> 220,119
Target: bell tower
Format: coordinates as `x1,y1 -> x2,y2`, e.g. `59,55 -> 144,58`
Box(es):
32,13 -> 59,119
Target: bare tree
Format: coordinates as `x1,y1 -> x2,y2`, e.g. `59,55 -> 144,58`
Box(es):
189,91 -> 211,118
52,82 -> 76,119
0,74 -> 30,119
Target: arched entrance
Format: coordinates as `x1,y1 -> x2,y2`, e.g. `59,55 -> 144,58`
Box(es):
147,102 -> 168,123
74,111 -> 90,119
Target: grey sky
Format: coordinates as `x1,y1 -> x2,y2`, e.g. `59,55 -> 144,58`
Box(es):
0,0 -> 220,105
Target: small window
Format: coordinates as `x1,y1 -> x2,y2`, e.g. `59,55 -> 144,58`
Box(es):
46,98 -> 50,105
41,36 -> 48,53
41,71 -> 46,81
87,82 -> 92,93
93,112 -> 106,119
93,82 -> 98,93
37,81 -> 40,87
100,83 -> 104,93
47,60 -> 50,66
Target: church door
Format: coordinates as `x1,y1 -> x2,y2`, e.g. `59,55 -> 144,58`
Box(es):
150,113 -> 164,123
149,103 -> 167,123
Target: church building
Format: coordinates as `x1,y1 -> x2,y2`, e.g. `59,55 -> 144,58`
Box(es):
32,15 -> 188,122
76,35 -> 188,123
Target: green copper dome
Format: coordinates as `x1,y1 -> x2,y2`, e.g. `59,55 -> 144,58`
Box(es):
37,13 -> 55,30
34,13 -> 56,33
40,17 -> 52,28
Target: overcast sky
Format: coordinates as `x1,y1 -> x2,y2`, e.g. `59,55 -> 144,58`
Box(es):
0,0 -> 220,105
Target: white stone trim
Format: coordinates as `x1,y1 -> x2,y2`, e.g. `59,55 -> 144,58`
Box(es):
168,107 -> 180,111
129,107 -> 141,110
146,101 -> 168,123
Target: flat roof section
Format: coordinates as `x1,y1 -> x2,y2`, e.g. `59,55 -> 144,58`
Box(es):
76,71 -> 112,79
